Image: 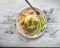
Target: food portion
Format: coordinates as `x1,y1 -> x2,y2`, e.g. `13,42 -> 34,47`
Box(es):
18,8 -> 46,36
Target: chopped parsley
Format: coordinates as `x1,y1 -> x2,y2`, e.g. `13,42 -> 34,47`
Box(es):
24,23 -> 29,28
34,21 -> 38,25
29,19 -> 32,26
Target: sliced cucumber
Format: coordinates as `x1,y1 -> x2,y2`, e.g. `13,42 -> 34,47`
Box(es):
37,17 -> 46,35
41,16 -> 46,26
28,21 -> 40,36
28,16 -> 46,36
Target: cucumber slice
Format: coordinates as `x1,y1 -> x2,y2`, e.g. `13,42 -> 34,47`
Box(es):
28,21 -> 40,36
41,16 -> 46,26
37,17 -> 46,35
28,16 -> 46,36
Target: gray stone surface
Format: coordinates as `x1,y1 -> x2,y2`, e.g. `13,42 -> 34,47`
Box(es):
0,0 -> 60,47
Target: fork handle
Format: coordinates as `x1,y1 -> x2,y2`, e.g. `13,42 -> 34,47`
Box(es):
25,0 -> 37,12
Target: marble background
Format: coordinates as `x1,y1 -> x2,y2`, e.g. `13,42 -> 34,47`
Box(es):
0,0 -> 60,47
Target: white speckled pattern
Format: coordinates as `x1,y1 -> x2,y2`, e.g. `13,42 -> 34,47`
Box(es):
0,0 -> 60,47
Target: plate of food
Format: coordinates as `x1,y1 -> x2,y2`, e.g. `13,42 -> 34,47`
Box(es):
16,7 -> 47,38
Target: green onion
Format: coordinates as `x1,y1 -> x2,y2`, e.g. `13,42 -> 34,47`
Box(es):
29,19 -> 32,26
28,21 -> 40,36
27,16 -> 46,36
24,23 -> 29,28
34,21 -> 38,25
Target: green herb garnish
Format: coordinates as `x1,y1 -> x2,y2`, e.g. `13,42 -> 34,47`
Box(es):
34,21 -> 38,25
29,19 -> 32,26
24,23 -> 29,28
29,20 -> 32,24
